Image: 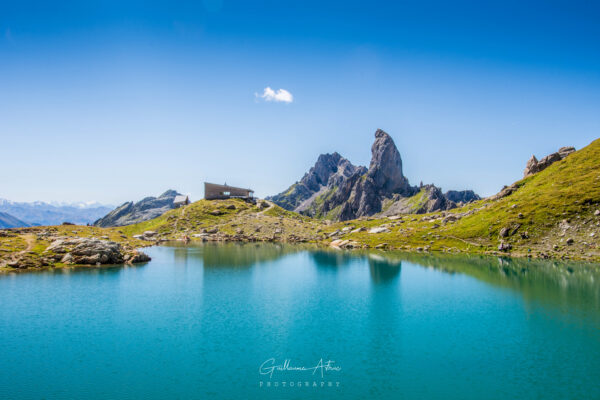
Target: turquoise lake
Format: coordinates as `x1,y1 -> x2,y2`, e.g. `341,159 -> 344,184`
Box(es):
0,243 -> 599,399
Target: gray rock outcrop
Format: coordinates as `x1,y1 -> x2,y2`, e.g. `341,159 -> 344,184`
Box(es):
94,190 -> 182,227
367,129 -> 413,197
523,146 -> 575,177
44,237 -> 150,265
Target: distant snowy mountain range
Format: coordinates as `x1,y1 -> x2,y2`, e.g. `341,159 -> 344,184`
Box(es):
47,200 -> 108,209
0,198 -> 114,227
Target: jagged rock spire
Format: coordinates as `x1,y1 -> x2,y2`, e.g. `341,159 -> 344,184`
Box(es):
367,129 -> 411,196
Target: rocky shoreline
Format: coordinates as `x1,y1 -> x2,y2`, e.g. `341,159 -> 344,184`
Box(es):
1,225 -> 599,273
0,228 -> 151,271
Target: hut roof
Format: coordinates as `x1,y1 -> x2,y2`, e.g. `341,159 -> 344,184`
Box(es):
204,182 -> 254,192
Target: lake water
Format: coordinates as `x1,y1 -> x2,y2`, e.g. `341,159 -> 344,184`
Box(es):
0,243 -> 599,399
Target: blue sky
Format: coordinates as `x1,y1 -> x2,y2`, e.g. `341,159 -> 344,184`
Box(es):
1,0 -> 599,204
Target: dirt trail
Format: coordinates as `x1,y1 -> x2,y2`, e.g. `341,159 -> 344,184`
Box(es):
1,234 -> 37,267
23,234 -> 36,252
257,200 -> 275,216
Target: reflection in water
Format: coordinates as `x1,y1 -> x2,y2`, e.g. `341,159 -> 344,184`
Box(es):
173,247 -> 190,264
309,249 -> 402,284
1,263 -> 139,278
368,254 -> 401,284
13,242 -> 598,315
390,251 -> 600,316
310,250 -> 354,268
166,242 -> 307,269
160,243 -> 600,314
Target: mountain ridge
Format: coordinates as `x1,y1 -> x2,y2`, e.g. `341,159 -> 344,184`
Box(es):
269,129 -> 480,220
93,190 -> 183,227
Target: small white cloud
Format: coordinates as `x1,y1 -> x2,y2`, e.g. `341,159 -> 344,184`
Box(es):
256,87 -> 293,103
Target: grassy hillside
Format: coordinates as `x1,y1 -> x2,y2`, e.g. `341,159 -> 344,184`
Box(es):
325,138 -> 600,260
0,199 -> 325,271
120,198 -> 322,241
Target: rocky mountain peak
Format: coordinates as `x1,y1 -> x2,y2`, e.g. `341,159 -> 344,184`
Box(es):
367,129 -> 411,196
311,152 -> 344,186
266,152 -> 364,212
269,128 -> 479,221
159,189 -> 180,198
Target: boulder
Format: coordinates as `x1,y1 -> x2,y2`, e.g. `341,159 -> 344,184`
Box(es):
369,227 -> 391,234
329,239 -> 345,248
498,241 -> 512,252
558,146 -> 576,158
524,155 -> 539,177
125,251 -> 151,264
45,237 -> 150,265
330,239 -> 360,249
442,215 -> 460,224
68,239 -> 124,264
489,183 -> 520,201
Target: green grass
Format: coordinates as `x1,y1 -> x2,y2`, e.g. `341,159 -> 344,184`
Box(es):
404,188 -> 430,212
